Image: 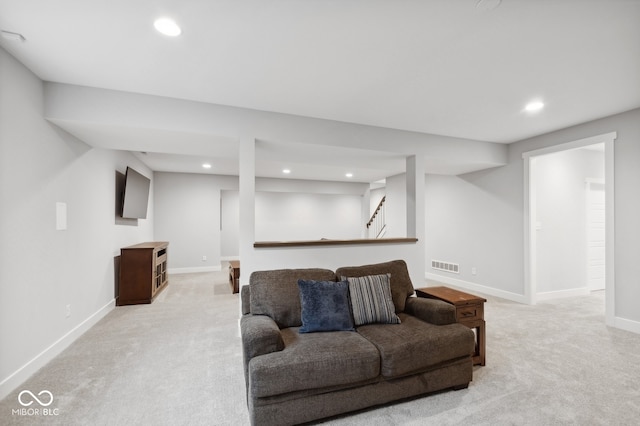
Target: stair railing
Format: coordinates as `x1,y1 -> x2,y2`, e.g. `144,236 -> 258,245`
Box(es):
366,196 -> 386,238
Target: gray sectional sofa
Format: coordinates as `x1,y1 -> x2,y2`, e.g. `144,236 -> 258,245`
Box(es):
240,260 -> 475,425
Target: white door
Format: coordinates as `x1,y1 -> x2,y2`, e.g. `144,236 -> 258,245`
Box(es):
587,182 -> 605,291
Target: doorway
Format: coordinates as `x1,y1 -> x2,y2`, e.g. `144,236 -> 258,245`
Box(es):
586,179 -> 605,291
523,132 -> 616,326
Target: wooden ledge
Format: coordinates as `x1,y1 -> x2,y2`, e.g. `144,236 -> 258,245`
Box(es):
254,237 -> 418,248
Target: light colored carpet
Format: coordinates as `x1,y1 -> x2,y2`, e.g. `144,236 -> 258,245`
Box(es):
2,270 -> 639,425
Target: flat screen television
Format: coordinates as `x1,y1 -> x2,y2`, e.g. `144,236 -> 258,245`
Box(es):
121,167 -> 150,219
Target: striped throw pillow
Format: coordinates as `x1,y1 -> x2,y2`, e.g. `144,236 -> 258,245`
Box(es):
343,274 -> 401,326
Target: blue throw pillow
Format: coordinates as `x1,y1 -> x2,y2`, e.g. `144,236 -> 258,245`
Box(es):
297,279 -> 355,333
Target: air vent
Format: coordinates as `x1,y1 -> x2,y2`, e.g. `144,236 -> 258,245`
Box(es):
431,260 -> 460,274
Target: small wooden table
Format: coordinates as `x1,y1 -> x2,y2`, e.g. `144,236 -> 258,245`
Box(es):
415,286 -> 486,366
229,261 -> 240,294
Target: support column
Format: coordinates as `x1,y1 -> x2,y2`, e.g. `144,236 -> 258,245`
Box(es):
406,155 -> 426,285
362,186 -> 371,239
238,136 -> 255,287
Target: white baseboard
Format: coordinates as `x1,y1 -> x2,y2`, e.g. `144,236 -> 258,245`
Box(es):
424,273 -> 528,304
423,273 -> 640,336
168,265 -> 222,274
536,287 -> 590,301
0,299 -> 115,401
614,316 -> 640,335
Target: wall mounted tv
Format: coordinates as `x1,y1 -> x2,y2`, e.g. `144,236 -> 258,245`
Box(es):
121,167 -> 151,219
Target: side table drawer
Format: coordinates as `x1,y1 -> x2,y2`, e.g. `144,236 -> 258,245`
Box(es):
456,304 -> 483,322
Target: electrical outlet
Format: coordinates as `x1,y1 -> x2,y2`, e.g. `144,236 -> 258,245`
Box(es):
202,255 -> 207,261
65,304 -> 71,318
471,267 -> 477,276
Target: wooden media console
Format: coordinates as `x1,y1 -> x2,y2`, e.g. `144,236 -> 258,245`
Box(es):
117,241 -> 169,305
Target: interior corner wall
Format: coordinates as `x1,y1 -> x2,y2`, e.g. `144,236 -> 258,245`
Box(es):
424,108 -> 640,328
424,168 -> 524,299
385,173 -> 407,238
153,173 -> 238,272
0,47 -> 154,399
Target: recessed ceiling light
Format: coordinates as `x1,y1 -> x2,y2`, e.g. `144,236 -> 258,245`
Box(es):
345,173 -> 353,178
202,163 -> 212,169
525,101 -> 545,112
282,169 -> 291,174
154,18 -> 181,37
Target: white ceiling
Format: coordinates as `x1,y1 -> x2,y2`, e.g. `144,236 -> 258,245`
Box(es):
1,0 -> 639,180
131,142 -> 409,183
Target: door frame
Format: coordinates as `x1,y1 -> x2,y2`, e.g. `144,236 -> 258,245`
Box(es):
522,132 -> 616,326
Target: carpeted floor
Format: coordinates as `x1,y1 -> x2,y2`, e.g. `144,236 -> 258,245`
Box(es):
1,270 -> 639,425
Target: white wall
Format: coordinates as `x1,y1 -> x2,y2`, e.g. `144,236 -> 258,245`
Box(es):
154,173 -> 237,272
609,111 -> 640,327
0,47 -> 154,399
248,243 -> 423,283
385,173 -> 407,238
424,169 -> 523,299
424,108 -> 640,330
256,177 -> 367,196
255,178 -> 367,241
221,190 -> 240,259
154,174 -> 369,268
534,148 -> 604,294
255,192 -> 362,241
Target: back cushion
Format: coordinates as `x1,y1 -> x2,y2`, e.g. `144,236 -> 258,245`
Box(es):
249,268 -> 337,328
335,260 -> 414,313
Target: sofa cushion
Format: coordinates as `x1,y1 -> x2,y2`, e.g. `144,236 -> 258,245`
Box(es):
344,274 -> 401,326
298,279 -> 354,333
250,269 -> 337,328
336,260 -> 415,313
356,313 -> 475,378
249,328 -> 380,398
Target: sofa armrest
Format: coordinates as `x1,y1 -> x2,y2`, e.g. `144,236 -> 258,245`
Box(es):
241,314 -> 284,360
404,297 -> 456,325
241,285 -> 251,315
240,314 -> 285,395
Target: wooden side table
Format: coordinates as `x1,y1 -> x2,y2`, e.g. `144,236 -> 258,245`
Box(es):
229,261 -> 240,294
415,286 -> 486,366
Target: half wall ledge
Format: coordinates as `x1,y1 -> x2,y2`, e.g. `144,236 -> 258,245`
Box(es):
253,238 -> 418,248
